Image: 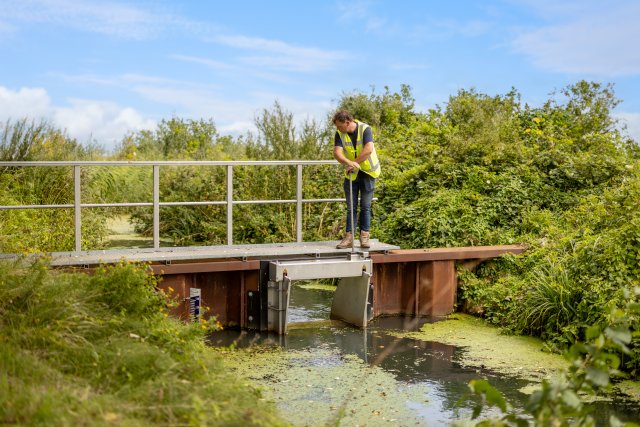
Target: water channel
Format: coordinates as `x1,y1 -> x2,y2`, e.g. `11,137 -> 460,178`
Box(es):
209,283 -> 640,426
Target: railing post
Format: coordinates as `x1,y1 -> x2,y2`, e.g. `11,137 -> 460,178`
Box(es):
296,164 -> 303,243
153,164 -> 160,249
227,164 -> 233,245
74,165 -> 81,252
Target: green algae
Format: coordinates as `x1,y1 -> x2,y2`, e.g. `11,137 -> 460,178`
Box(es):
616,380 -> 640,400
218,345 -> 435,426
401,314 -> 640,402
296,282 -> 337,292
399,314 -> 569,382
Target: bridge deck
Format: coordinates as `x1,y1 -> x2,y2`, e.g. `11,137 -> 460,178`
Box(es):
44,240 -> 401,267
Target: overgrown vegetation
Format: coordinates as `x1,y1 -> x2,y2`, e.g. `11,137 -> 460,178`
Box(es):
2,80 -> 640,424
0,118 -> 117,252
343,81 -> 640,377
466,287 -> 640,426
0,258 -> 284,426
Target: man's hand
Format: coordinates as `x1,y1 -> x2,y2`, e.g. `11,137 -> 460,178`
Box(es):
346,161 -> 360,173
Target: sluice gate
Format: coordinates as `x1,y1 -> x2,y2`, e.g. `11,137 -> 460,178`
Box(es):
266,254 -> 373,334
45,241 -> 526,334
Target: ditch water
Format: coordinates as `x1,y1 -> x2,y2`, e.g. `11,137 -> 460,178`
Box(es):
209,283 -> 640,426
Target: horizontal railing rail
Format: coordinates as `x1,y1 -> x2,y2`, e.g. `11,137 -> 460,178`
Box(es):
0,160 -> 349,252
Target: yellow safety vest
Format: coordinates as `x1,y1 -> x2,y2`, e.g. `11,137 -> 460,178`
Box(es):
337,120 -> 381,180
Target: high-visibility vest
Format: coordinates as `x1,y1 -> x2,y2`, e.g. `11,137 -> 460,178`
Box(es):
337,120 -> 381,180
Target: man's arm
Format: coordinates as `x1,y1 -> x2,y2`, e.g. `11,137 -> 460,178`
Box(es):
333,146 -> 360,172
352,142 -> 373,164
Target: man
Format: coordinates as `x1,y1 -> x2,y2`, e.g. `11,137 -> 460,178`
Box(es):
332,110 -> 381,249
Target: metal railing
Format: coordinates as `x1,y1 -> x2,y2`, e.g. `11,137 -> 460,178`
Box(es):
0,160 -> 345,252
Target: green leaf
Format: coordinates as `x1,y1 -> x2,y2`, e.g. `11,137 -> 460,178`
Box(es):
561,389 -> 581,409
605,326 -> 632,346
469,379 -> 508,413
586,325 -> 601,340
586,366 -> 610,387
626,302 -> 640,313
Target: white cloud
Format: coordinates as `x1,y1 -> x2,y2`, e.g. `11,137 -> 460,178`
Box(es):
337,0 -> 374,23
512,1 -> 640,75
218,120 -> 255,135
0,85 -> 155,150
0,86 -> 51,119
212,35 -> 348,72
616,112 -> 640,143
170,54 -> 236,71
0,0 -> 166,39
54,99 -> 156,147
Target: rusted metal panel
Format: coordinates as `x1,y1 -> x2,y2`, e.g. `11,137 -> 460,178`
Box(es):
373,259 -> 457,318
149,259 -> 260,275
432,261 -> 457,316
150,260 -> 261,328
415,262 -> 432,316
416,261 -> 456,317
196,271 -> 239,327
373,262 -> 419,317
157,274 -> 193,321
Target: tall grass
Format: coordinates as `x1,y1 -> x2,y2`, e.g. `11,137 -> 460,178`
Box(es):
0,259 -> 284,426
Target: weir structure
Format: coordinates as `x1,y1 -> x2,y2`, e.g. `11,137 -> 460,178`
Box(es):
44,242 -> 525,334
0,161 -> 526,334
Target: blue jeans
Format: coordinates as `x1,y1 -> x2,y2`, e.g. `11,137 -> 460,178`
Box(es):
343,172 -> 375,233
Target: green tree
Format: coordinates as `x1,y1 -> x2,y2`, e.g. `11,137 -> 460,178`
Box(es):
0,119 -> 108,252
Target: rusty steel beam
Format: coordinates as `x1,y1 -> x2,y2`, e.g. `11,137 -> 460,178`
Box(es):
149,259 -> 260,275
370,245 -> 525,263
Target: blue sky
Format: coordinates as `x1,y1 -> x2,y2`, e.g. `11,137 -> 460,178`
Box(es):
1,0 -> 639,151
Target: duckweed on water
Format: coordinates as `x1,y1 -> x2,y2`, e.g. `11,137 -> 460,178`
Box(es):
297,282 -> 338,292
219,345 -> 433,426
399,314 -> 569,382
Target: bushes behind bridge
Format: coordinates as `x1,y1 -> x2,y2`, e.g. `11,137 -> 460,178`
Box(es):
362,81 -> 640,376
0,259 -> 284,426
0,119 -> 111,252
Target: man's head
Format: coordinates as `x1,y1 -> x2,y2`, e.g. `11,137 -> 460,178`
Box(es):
333,110 -> 356,133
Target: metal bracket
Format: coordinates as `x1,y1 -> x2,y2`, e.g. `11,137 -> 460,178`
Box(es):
269,254 -> 372,282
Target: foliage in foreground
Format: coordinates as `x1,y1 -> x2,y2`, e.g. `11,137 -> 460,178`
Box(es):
466,287 -> 640,427
0,259 -> 284,426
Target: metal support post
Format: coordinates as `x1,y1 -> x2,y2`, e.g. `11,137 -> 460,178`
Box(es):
153,164 -> 160,249
227,164 -> 233,245
267,277 -> 291,335
74,165 -> 81,252
296,163 -> 303,243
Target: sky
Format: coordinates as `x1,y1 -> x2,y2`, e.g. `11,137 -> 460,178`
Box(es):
0,0 -> 639,151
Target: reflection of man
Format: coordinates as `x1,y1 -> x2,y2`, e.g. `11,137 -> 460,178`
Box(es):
332,110 -> 381,249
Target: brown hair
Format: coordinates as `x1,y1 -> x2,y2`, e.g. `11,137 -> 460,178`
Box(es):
332,110 -> 353,124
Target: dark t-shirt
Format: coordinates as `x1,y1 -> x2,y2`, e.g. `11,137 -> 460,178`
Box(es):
334,123 -> 373,147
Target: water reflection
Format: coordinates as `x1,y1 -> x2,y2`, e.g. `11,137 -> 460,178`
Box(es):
208,282 -> 640,426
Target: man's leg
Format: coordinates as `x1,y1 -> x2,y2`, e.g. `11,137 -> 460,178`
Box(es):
358,174 -> 375,248
343,177 -> 361,233
336,178 -> 357,249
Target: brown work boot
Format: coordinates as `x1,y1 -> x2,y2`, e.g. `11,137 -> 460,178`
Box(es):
360,231 -> 371,248
336,232 -> 353,249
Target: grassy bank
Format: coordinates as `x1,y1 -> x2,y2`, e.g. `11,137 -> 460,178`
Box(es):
0,259 -> 285,426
